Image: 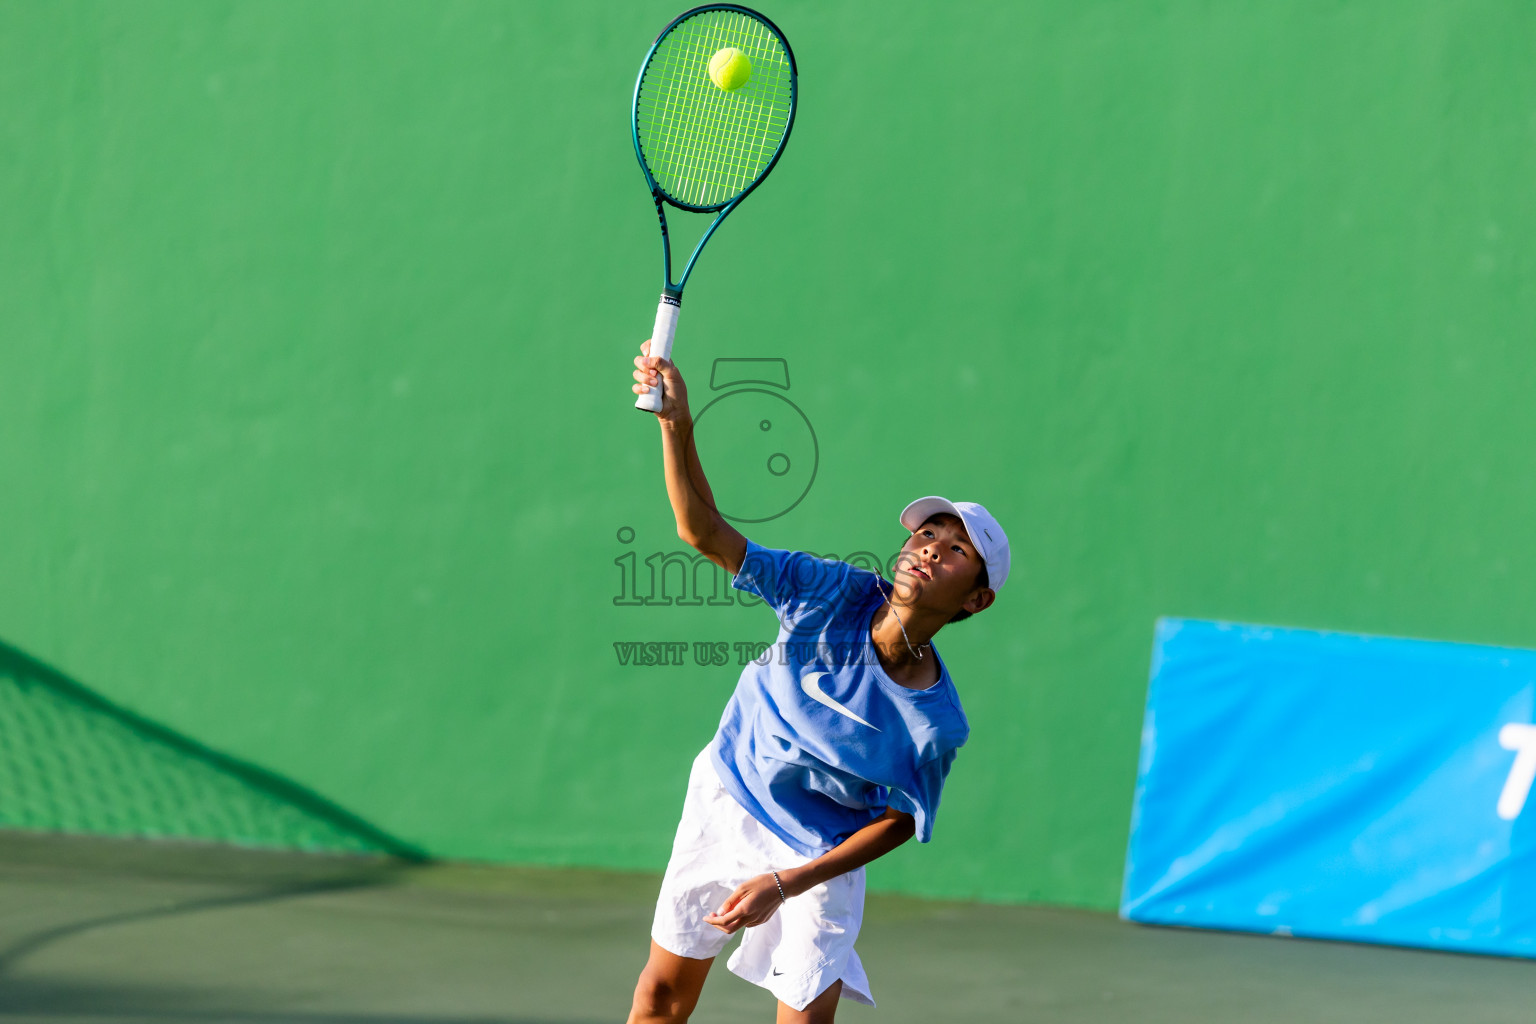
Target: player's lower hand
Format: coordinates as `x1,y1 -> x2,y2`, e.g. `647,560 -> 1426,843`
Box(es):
632,340 -> 690,424
703,873 -> 784,933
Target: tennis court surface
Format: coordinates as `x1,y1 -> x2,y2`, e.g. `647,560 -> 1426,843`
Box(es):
0,830 -> 1529,1024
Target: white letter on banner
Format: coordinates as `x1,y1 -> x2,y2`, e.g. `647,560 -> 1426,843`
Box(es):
1497,723 -> 1536,821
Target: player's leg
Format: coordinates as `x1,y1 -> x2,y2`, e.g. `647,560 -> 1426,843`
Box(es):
776,979 -> 842,1024
628,940 -> 715,1024
637,750 -> 745,1022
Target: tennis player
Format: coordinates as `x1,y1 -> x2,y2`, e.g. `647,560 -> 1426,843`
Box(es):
625,341 -> 1009,1024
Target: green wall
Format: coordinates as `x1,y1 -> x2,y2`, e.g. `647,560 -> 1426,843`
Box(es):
1,0 -> 1533,909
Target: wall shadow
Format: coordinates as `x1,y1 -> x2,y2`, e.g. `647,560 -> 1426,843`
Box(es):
0,637 -> 433,989
0,637 -> 426,861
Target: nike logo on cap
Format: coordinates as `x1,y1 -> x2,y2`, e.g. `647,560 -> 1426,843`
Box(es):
800,671 -> 880,731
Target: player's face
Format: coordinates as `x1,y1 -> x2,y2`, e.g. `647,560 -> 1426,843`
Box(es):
892,514 -> 987,613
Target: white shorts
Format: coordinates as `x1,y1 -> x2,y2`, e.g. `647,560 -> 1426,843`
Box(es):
650,748 -> 875,1011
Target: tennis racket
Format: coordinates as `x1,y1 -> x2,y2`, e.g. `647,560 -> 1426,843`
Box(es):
631,4 -> 798,412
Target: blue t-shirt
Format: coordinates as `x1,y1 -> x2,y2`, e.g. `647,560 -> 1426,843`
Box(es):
709,540 -> 971,857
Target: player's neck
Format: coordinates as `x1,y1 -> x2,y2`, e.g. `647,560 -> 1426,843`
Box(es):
869,604 -> 943,689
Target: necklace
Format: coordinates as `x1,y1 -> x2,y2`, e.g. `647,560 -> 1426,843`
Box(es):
873,570 -> 928,661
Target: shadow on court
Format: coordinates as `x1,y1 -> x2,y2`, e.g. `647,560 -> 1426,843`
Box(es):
0,831 -> 1531,1024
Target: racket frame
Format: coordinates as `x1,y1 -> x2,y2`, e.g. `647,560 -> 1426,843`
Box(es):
631,4 -> 797,411
632,3 -> 798,296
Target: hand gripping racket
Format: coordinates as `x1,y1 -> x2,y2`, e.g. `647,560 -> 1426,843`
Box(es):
631,5 -> 798,412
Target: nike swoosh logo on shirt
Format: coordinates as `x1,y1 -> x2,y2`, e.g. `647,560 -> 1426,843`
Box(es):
800,671 -> 880,731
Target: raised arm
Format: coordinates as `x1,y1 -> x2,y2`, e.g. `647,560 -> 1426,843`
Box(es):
632,339 -> 749,576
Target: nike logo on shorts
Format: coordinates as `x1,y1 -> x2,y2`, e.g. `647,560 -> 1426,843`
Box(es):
800,671 -> 880,731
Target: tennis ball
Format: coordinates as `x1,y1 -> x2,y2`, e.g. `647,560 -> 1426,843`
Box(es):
708,47 -> 752,91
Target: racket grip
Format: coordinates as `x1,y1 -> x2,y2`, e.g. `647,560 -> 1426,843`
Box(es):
635,292 -> 681,413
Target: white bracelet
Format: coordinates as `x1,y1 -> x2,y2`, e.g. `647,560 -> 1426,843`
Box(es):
771,870 -> 788,902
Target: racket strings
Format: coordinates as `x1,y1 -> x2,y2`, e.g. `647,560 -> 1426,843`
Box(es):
683,16 -> 780,196
646,17 -> 771,204
637,9 -> 793,209
651,16 -> 738,204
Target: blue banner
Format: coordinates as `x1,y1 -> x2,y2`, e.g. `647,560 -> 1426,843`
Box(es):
1122,618 -> 1536,957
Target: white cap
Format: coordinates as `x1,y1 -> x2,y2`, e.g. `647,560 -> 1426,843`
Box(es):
898,496 -> 1011,595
